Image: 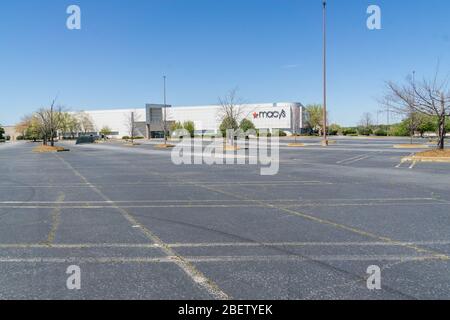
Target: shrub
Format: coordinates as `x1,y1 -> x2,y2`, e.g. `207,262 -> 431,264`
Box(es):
389,124 -> 409,136
219,117 -> 239,137
239,119 -> 256,133
374,128 -> 388,136
99,126 -> 113,136
342,128 -> 357,136
328,124 -> 342,136
358,127 -> 373,136
257,130 -> 272,137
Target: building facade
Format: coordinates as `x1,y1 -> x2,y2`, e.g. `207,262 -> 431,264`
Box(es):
3,126 -> 20,141
78,102 -> 305,138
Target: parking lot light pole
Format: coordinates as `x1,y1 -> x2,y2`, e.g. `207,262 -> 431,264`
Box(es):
322,0 -> 328,146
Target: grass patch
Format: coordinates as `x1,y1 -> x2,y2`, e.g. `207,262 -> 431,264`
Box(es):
223,145 -> 241,151
155,144 -> 175,149
33,145 -> 69,153
287,143 -> 305,147
415,149 -> 450,158
402,149 -> 450,163
393,144 -> 429,149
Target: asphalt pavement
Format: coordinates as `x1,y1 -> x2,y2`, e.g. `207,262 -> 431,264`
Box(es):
0,138 -> 449,299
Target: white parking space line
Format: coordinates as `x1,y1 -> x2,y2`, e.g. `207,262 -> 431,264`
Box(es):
342,155 -> 371,164
0,197 -> 437,204
395,162 -> 404,168
0,181 -> 330,188
336,154 -> 370,164
2,239 -> 450,250
185,255 -> 443,263
395,153 -> 414,168
336,152 -> 380,165
0,243 -> 161,249
168,240 -> 450,248
1,202 -> 449,209
0,255 -> 443,264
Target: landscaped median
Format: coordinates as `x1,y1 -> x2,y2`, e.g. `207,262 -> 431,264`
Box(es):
287,143 -> 305,147
402,149 -> 450,163
155,143 -> 175,149
32,145 -> 70,153
393,144 -> 429,149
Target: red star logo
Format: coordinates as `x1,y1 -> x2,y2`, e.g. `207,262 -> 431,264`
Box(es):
253,112 -> 258,119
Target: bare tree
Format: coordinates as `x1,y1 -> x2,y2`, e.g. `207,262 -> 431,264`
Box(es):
359,112 -> 374,129
124,110 -> 142,144
34,98 -> 65,146
77,112 -> 95,135
384,68 -> 450,149
217,88 -> 245,144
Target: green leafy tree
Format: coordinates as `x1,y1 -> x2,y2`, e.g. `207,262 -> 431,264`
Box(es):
415,114 -> 437,137
389,122 -> 409,137
328,123 -> 341,136
183,121 -> 196,138
357,127 -> 373,136
170,121 -> 183,133
239,118 -> 256,133
374,128 -> 388,136
59,113 -> 81,139
305,104 -> 327,135
100,126 -> 113,138
28,115 -> 43,141
0,125 -> 5,140
342,127 -> 357,136
219,116 -> 239,138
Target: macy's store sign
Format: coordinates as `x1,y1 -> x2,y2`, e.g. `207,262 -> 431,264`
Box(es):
252,109 -> 287,120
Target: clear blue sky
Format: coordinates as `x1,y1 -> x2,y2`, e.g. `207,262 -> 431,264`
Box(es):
0,0 -> 449,126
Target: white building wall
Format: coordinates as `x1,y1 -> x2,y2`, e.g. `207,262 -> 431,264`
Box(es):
167,106 -> 219,132
167,102 -> 302,133
76,109 -> 146,137
80,102 -> 303,138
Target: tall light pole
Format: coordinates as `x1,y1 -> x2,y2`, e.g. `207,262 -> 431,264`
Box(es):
322,1 -> 328,146
163,75 -> 168,145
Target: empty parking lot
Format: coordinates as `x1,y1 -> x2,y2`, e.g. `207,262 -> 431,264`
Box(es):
1,138 -> 450,299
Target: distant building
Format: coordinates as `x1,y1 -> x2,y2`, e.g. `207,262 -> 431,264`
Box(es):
77,102 -> 306,138
3,125 -> 20,141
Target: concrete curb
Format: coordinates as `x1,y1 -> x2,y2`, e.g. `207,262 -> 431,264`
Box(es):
402,156 -> 450,163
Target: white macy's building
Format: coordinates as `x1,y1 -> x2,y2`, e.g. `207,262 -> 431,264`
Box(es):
77,102 -> 306,138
